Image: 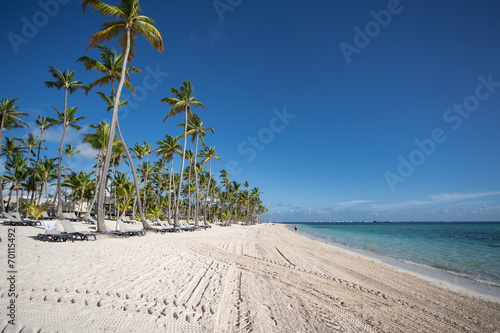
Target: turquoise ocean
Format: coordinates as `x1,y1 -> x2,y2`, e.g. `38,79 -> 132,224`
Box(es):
283,222 -> 500,287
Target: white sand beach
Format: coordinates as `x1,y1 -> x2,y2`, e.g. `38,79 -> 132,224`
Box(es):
1,222 -> 499,332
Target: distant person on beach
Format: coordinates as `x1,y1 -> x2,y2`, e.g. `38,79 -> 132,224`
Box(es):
295,225 -> 298,232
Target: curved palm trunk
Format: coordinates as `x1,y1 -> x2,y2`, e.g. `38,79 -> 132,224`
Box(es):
55,96 -> 68,219
0,124 -> 5,213
193,135 -> 200,227
203,160 -> 212,226
174,106 -> 189,228
167,159 -> 173,222
97,27 -> 131,233
115,119 -> 149,229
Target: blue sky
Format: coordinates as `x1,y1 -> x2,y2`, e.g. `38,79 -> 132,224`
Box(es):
1,0 -> 500,221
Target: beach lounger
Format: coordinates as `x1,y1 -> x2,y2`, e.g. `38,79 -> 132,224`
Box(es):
60,220 -> 96,241
179,220 -> 197,231
159,220 -> 181,233
117,220 -> 145,236
104,221 -> 130,237
36,220 -> 74,242
63,212 -> 82,222
2,213 -> 40,226
40,211 -> 50,220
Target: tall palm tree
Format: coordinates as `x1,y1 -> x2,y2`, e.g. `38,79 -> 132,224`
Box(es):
35,116 -> 56,162
49,106 -> 87,217
200,146 -> 220,224
17,133 -> 46,203
79,44 -> 146,226
77,44 -> 141,95
31,156 -> 57,205
82,0 -> 163,232
16,133 -> 42,167
178,113 -> 214,226
45,67 -> 85,218
155,135 -> 181,222
94,91 -> 146,224
130,141 -> 149,216
81,120 -> 120,222
0,97 -> 29,212
30,116 -> 56,202
161,80 -> 204,227
3,153 -> 28,212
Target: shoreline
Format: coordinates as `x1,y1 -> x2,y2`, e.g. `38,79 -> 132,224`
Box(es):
283,224 -> 500,304
1,222 -> 499,332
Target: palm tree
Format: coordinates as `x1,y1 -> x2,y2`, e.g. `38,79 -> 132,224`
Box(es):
130,141 -> 149,216
31,157 -> 57,205
35,116 -> 56,162
63,171 -> 94,216
81,120 -> 120,223
45,67 -> 85,218
79,44 -> 146,226
200,147 -> 220,222
49,106 -> 87,217
3,153 -> 28,212
82,0 -> 163,232
17,133 -> 46,203
249,187 -> 262,224
16,133 -> 42,167
155,135 -> 181,222
178,113 -> 214,226
0,97 -> 29,212
161,80 -> 205,227
77,44 -> 141,95
30,116 -> 56,202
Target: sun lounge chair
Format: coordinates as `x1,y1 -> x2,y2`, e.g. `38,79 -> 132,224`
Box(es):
60,220 -> 96,241
40,211 -> 50,220
179,220 -> 197,231
36,220 -> 74,242
117,220 -> 145,236
158,220 -> 180,233
104,221 -> 130,237
63,212 -> 82,222
2,213 -> 40,226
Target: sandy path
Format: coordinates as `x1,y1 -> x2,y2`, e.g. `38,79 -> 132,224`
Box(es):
0,223 -> 499,332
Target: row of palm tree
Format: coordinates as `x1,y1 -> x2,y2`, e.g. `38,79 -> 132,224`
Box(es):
0,0 -> 268,232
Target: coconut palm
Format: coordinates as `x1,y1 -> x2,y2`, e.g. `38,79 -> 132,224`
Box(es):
161,80 -> 205,227
63,171 -> 94,216
80,44 -> 146,226
30,116 -> 56,202
130,141 -> 149,216
45,67 -> 85,218
77,44 -> 141,95
82,0 -> 164,232
16,133 -> 43,167
31,156 -> 57,205
177,113 -> 214,226
17,133 -> 46,203
155,135 -> 181,222
81,120 -> 120,223
2,153 -> 28,212
35,116 -> 56,162
0,97 -> 29,212
200,146 -> 221,224
48,106 -> 87,217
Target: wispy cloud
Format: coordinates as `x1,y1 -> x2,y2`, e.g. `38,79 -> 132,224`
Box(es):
277,202 -> 291,207
337,200 -> 375,208
428,192 -> 500,203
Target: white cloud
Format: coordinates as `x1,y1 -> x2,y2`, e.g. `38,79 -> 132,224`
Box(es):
75,143 -> 98,160
337,200 -> 375,208
277,202 -> 291,207
428,192 -> 500,203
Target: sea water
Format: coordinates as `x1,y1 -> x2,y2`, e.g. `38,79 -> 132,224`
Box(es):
284,222 -> 500,286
